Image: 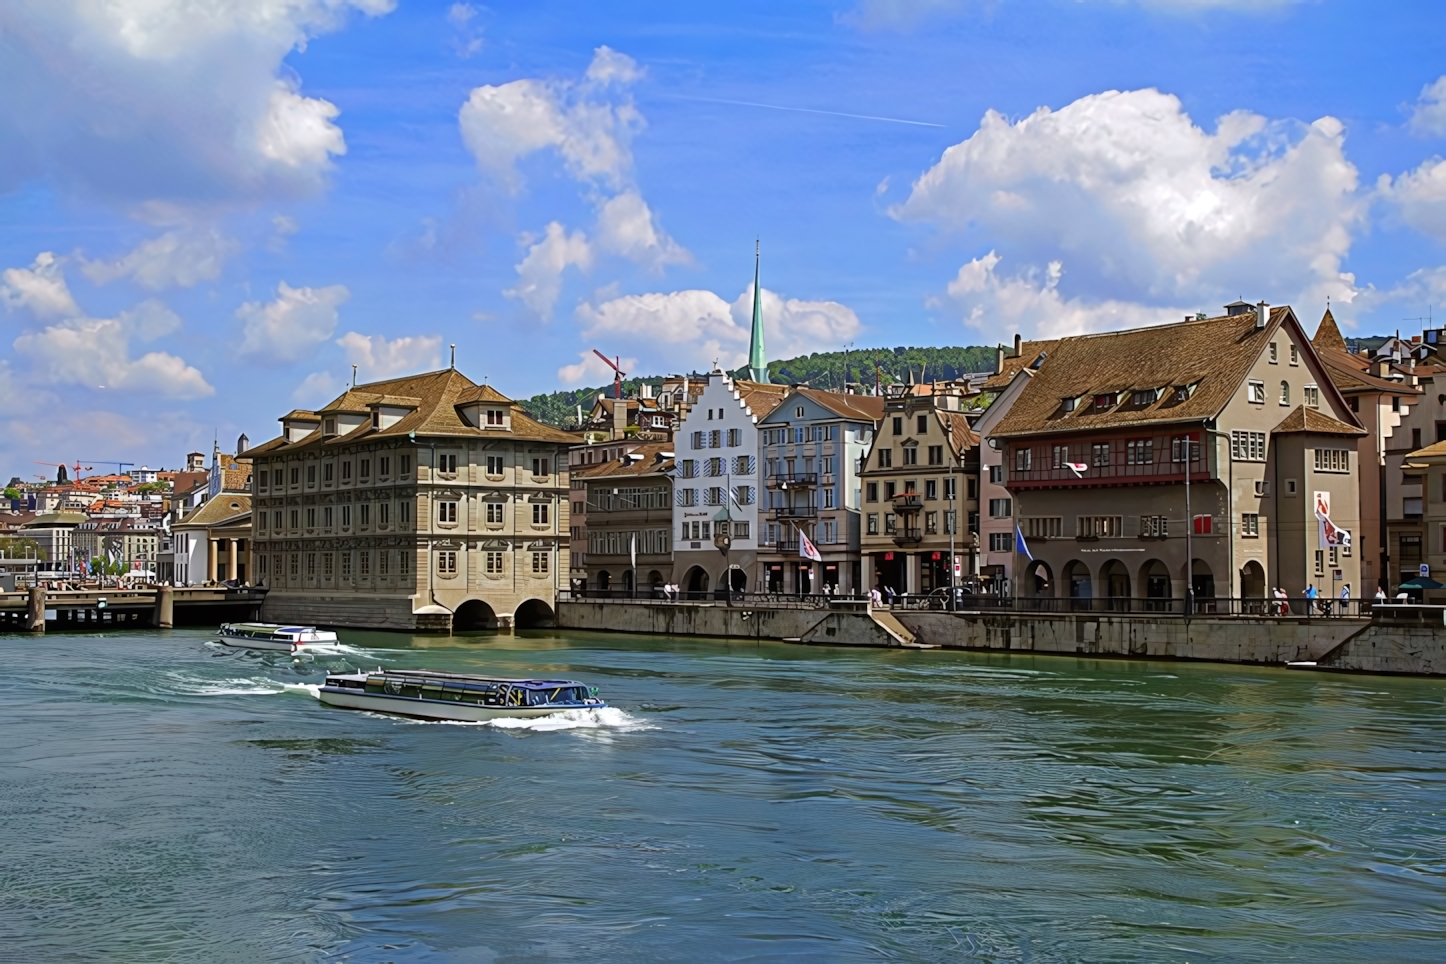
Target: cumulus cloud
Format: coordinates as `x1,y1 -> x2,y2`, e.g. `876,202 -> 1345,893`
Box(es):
291,369 -> 343,405
595,192 -> 690,271
1378,157 -> 1446,243
505,223 -> 594,318
1,253 -> 82,320
237,281 -> 350,363
897,88 -> 1362,336
336,331 -> 443,380
79,227 -> 239,290
0,0 -> 393,204
1408,76 -> 1446,137
575,285 -> 861,373
447,3 -> 484,58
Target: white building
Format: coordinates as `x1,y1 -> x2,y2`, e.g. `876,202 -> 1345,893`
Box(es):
670,371 -> 787,596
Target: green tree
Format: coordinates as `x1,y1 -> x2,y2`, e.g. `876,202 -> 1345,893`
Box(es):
0,537 -> 44,560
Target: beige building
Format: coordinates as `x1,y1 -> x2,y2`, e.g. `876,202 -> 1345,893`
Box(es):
570,442 -> 674,595
992,303 -> 1363,609
858,388 -> 980,597
248,368 -> 576,632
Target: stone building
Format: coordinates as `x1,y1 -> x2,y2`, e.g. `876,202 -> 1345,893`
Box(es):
992,303 -> 1363,608
755,387 -> 883,594
570,442 -> 674,595
248,368 -> 576,632
858,388 -> 980,597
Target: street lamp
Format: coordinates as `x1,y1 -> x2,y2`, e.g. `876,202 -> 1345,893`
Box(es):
713,509 -> 732,606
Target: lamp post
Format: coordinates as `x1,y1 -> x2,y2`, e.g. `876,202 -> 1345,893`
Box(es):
713,513 -> 732,606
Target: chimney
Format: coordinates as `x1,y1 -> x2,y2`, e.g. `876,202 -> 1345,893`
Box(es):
236,433 -> 249,456
1012,333 -> 1022,357
1255,301 -> 1268,330
994,345 -> 1005,375
612,396 -> 627,440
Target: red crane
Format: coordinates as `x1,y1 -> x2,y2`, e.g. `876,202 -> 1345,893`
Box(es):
33,460 -> 91,481
592,349 -> 627,400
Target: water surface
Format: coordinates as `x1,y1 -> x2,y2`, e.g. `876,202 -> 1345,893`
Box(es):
2,628 -> 1444,961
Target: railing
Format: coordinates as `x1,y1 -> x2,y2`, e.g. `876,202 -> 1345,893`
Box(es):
560,590 -> 860,609
892,528 -> 923,547
771,506 -> 817,520
765,473 -> 818,489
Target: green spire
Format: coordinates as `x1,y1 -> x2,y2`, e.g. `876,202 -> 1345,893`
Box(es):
747,239 -> 769,383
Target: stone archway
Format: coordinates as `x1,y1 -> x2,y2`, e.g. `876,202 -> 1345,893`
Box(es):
1191,559 -> 1217,613
1100,559 -> 1131,612
684,566 -> 710,600
1063,560 -> 1092,610
1140,559 -> 1171,612
597,570 -> 611,592
453,598 -> 498,632
514,598 -> 556,629
1240,561 -> 1266,613
1024,559 -> 1053,599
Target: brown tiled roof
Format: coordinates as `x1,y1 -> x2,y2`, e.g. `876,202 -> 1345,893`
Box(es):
1314,346 -> 1420,396
1312,308 -> 1348,354
1407,440 -> 1446,464
176,495 -> 251,529
1272,405 -> 1366,436
795,387 -> 886,422
571,443 -> 675,481
992,308 -> 1302,438
981,340 -> 1059,391
250,369 -> 577,455
735,380 -> 789,419
942,410 -> 978,456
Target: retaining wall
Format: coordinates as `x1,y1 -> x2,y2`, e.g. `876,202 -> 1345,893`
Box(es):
1314,607 -> 1446,674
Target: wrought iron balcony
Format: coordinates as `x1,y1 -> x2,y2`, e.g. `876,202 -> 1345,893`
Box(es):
892,528 -> 923,547
766,472 -> 819,490
771,505 -> 818,520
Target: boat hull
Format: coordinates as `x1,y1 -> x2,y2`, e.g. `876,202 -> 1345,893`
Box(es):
218,637 -> 296,652
318,687 -> 586,722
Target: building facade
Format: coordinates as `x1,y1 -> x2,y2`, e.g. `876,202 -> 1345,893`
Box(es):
973,366 -> 1036,595
248,369 -> 575,632
993,304 -> 1363,607
571,443 -> 674,595
755,388 -> 883,594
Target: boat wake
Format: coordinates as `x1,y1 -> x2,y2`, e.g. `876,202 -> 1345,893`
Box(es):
371,707 -> 653,731
159,672 -> 321,698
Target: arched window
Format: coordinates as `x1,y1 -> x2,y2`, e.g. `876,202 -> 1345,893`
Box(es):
1279,380 -> 1290,405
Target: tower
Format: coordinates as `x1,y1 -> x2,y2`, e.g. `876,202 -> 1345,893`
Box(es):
747,240 -> 769,384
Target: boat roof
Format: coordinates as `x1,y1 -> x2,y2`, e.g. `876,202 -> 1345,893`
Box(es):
224,622 -> 315,632
330,670 -> 586,688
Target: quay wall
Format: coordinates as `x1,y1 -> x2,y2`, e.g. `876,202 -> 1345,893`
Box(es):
557,601 -> 1367,667
1314,608 -> 1446,675
263,592 -> 432,632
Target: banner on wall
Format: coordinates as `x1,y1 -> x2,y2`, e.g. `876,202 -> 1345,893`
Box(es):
1314,491 -> 1352,548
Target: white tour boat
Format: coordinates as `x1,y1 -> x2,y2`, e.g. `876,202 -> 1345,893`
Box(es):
319,669 -> 605,722
217,622 -> 339,652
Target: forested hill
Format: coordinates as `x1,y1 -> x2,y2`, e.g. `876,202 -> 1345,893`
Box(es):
522,344 -> 998,427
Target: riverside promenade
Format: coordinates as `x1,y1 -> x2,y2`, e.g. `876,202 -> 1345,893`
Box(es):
557,594 -> 1446,676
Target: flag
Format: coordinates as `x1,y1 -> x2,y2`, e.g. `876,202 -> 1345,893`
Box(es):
1314,491 -> 1351,548
629,532 -> 637,571
1015,523 -> 1033,561
1065,462 -> 1089,477
798,526 -> 823,562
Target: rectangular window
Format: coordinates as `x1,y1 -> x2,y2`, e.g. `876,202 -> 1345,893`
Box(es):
865,482 -> 878,503
1314,448 -> 1350,472
1193,514 -> 1213,535
928,445 -> 944,465
989,464 -> 1003,484
486,408 -> 505,426
892,417 -> 903,435
1052,445 -> 1068,469
532,503 -> 550,525
485,551 -> 504,574
1248,380 -> 1266,404
1290,344 -> 1299,365
379,502 -> 389,526
438,501 -> 458,523
340,505 -> 351,527
1304,385 -> 1320,408
1091,442 -> 1110,467
532,551 -> 550,574
306,507 -> 316,528
924,511 -> 938,534
306,552 -> 316,576
307,465 -> 316,484
944,510 -> 957,534
273,468 -> 284,487
989,532 -> 1014,552
885,481 -> 896,500
401,455 -> 411,476
290,467 -> 300,486
273,510 -> 282,530
486,502 -> 504,523
1329,546 -> 1338,566
323,553 -> 334,577
438,551 -> 457,575
733,521 -> 750,539
1242,513 -> 1260,537
884,513 -> 897,534
380,551 -> 390,576
1269,342 -> 1278,363
289,509 -> 299,530
865,514 -> 879,536
821,456 -> 833,476
708,430 -> 721,448
1231,431 -> 1267,462
916,414 -> 928,434
1076,516 -> 1123,538
945,478 -> 957,501
360,458 -> 371,479
323,506 -> 333,528
727,428 -> 741,447
486,455 -> 504,475
989,498 -> 1012,518
902,446 -> 918,466
341,460 -> 352,481
359,503 -> 370,526
400,501 -> 410,526
532,457 -> 550,477
341,552 -> 352,579
1126,439 -> 1153,465
1314,549 -> 1325,576
1015,448 -> 1032,472
1172,437 -> 1200,463
380,456 -> 391,477
967,510 -> 979,533
438,453 -> 458,475
877,448 -> 892,468
323,462 -> 334,483
289,553 -> 299,576
925,479 -> 937,501
359,550 -> 370,577
1139,515 -> 1168,538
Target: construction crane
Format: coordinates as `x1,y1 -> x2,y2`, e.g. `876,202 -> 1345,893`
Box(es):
592,349 -> 627,400
33,460 -> 91,482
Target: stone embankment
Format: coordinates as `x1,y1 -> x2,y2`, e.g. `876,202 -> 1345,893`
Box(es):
557,600 -> 1446,675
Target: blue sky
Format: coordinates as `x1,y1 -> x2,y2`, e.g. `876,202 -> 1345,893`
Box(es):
1,0 -> 1445,475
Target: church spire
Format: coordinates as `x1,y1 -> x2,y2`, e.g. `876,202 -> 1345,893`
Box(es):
747,239 -> 769,383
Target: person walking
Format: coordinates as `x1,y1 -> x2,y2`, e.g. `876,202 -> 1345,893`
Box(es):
1338,583 -> 1351,616
1304,583 -> 1318,617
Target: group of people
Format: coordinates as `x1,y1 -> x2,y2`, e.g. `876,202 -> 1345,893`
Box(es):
868,585 -> 898,608
656,582 -> 682,600
1269,583 -> 1352,615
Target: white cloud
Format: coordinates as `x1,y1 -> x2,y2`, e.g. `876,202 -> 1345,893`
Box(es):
336,331 -> 443,380
237,281 -> 350,363
291,370 -> 342,406
459,46 -> 643,191
896,88 -> 1362,337
1,253 -> 82,320
594,192 -> 690,271
506,223 -> 594,318
1378,157 -> 1446,242
557,350 -> 640,385
447,3 -> 484,58
12,299 -> 213,399
79,227 -> 239,290
1408,76 -> 1446,137
0,0 -> 393,204
575,285 -> 861,372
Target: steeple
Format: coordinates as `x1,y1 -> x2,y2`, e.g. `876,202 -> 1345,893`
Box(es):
747,240 -> 769,383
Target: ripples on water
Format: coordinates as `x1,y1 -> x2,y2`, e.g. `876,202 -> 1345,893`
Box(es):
2,630 -> 1445,961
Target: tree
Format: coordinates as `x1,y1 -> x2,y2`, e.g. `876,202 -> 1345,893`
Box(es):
0,538 -> 44,560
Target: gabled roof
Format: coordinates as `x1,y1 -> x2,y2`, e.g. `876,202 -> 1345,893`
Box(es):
570,443 -> 675,481
982,340 -> 1059,391
1272,405 -> 1366,436
176,495 -> 252,529
1313,346 -> 1421,396
942,410 -> 978,457
1312,308 -> 1348,354
793,387 -> 886,422
249,369 -> 577,455
992,307 -> 1308,438
734,379 -> 789,419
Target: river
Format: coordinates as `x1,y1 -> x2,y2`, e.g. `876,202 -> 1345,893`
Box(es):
2,628 -> 1444,962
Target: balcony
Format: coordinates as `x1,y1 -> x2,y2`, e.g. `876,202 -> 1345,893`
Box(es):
771,505 -> 818,520
766,472 -> 819,490
773,539 -> 801,554
893,528 -> 923,547
891,493 -> 922,511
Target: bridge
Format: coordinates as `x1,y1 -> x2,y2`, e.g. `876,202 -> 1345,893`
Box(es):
0,587 -> 267,632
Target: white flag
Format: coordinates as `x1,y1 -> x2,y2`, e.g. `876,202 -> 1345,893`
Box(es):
798,527 -> 823,563
1066,462 -> 1089,477
630,532 -> 637,571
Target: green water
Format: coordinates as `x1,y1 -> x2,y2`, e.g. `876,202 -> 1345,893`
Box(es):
2,628 -> 1444,961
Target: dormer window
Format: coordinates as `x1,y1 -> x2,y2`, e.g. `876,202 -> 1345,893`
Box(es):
486,409 -> 505,426
371,411 -> 380,429
1093,393 -> 1115,411
323,417 -> 336,435
1061,396 -> 1078,413
1130,389 -> 1158,406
